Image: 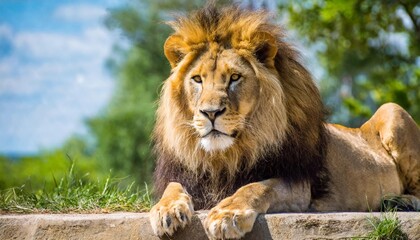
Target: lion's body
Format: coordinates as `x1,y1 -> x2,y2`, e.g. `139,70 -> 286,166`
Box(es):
314,106 -> 420,212
149,5 -> 420,239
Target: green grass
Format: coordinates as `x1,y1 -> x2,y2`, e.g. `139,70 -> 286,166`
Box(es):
363,212 -> 408,240
354,195 -> 416,240
0,163 -> 152,213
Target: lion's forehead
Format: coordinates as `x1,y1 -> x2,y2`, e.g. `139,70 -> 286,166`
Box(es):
192,49 -> 250,82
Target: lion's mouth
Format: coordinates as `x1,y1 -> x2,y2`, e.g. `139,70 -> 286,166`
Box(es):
202,129 -> 227,138
202,129 -> 238,138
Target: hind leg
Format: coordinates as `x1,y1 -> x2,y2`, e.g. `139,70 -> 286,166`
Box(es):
361,103 -> 420,200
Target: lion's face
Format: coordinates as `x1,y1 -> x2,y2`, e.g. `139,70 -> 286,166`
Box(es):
185,49 -> 259,152
154,6 -> 326,195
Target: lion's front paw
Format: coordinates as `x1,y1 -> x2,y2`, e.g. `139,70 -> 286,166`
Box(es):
204,198 -> 258,239
149,192 -> 194,237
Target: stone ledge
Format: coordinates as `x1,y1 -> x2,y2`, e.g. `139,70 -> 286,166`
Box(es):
0,212 -> 419,239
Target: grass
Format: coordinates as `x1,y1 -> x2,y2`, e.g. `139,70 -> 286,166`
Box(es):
354,195 -> 416,240
0,163 -> 152,213
362,212 -> 408,240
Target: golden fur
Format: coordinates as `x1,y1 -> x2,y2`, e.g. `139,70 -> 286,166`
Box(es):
150,5 -> 420,239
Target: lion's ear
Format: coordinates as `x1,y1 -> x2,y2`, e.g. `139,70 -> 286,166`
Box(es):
252,32 -> 278,67
164,35 -> 188,68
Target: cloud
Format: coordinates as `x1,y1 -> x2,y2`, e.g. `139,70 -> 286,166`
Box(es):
13,26 -> 112,60
0,24 -> 114,95
0,24 -> 13,38
0,5 -> 115,154
53,4 -> 107,23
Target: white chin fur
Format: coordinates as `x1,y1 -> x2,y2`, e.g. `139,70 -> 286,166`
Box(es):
200,135 -> 234,152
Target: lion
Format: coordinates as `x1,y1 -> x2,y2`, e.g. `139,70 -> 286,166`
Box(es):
149,5 -> 420,239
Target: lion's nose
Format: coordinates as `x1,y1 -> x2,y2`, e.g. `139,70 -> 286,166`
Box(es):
200,107 -> 226,123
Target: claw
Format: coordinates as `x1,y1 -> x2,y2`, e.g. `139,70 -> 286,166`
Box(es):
180,212 -> 186,222
165,215 -> 172,228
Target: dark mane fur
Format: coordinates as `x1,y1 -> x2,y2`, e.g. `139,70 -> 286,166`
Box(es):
154,129 -> 329,210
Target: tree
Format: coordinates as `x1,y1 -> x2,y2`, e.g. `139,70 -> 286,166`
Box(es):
283,0 -> 420,126
88,0 -> 206,183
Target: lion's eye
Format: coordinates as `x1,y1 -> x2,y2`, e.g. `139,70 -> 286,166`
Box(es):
230,74 -> 241,82
192,75 -> 202,83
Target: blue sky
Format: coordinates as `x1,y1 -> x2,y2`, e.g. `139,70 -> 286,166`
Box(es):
0,0 -> 121,154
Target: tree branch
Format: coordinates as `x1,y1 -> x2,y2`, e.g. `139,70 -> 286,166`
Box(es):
398,0 -> 419,38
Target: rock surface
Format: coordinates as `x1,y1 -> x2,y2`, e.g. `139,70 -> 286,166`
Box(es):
0,212 -> 419,239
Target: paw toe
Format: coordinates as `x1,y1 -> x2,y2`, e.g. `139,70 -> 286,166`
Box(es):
205,208 -> 257,239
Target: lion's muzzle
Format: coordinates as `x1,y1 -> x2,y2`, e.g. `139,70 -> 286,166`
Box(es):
199,106 -> 226,124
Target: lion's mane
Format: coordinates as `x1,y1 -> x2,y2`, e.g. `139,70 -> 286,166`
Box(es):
153,5 -> 328,209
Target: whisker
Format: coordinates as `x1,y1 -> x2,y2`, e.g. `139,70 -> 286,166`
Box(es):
179,121 -> 195,128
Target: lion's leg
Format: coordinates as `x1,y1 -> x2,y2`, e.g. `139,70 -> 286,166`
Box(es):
149,182 -> 194,237
361,103 -> 420,200
204,178 -> 311,239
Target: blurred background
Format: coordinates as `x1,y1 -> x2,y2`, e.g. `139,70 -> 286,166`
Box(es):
1,0 -> 419,191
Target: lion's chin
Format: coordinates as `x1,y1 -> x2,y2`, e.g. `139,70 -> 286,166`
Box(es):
200,134 -> 234,152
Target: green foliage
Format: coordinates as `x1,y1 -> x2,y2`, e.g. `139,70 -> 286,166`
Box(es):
354,195 -> 417,240
0,137 -> 101,190
88,2 -> 164,183
364,212 -> 408,240
0,162 -> 151,213
0,136 -> 151,213
284,0 -> 420,126
88,0 -> 206,183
